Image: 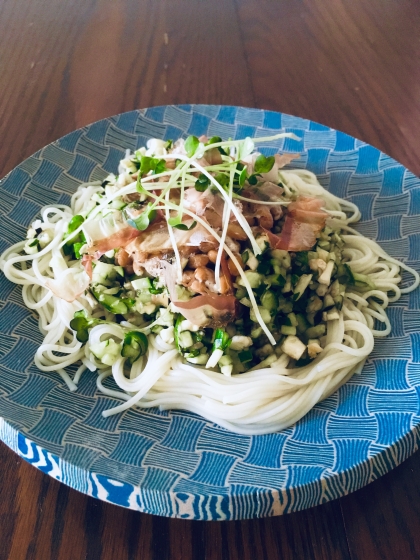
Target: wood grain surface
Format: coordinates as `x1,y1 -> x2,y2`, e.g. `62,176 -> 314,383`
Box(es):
1,0 -> 420,558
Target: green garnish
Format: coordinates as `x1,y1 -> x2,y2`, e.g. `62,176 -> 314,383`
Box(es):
185,135 -> 199,158
254,154 -> 275,174
70,310 -> 102,343
126,203 -> 156,231
121,331 -> 148,365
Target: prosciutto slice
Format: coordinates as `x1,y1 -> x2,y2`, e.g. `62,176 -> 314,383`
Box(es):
162,261 -> 239,327
266,196 -> 328,252
86,226 -> 141,257
174,294 -> 240,328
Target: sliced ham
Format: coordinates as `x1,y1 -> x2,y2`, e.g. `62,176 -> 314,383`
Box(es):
86,226 -> 141,257
173,294 -> 240,328
265,196 -> 328,252
162,261 -> 238,327
81,254 -> 93,279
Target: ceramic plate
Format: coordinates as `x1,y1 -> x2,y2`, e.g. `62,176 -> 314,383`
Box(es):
1,105 -> 419,520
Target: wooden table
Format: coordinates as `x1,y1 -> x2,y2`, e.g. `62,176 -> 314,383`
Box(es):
1,0 -> 420,558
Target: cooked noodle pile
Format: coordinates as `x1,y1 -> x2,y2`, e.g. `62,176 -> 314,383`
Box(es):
1,136 -> 418,435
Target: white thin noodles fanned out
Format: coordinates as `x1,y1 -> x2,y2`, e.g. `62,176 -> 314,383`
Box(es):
0,138 -> 418,435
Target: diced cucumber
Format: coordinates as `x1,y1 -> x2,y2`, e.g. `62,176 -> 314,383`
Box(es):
323,294 -> 335,309
178,331 -> 194,348
258,354 -> 278,368
137,292 -> 152,303
237,270 -> 262,288
282,275 -> 292,293
238,349 -> 253,363
287,313 -> 298,327
270,249 -> 291,269
175,285 -> 192,301
219,355 -> 233,366
277,296 -> 293,314
293,274 -> 313,300
296,313 -> 310,334
272,263 -> 283,275
132,277 -> 152,290
264,274 -> 286,288
250,306 -> 271,324
92,262 -> 119,284
306,295 -> 323,313
235,285 -> 247,299
90,338 -> 122,366
305,324 -> 326,339
261,290 -> 278,311
186,354 -> 209,365
96,292 -> 128,314
334,295 -> 344,310
281,325 -> 297,336
250,326 -> 263,339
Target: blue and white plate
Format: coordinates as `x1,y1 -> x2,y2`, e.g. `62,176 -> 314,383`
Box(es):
0,105 -> 419,520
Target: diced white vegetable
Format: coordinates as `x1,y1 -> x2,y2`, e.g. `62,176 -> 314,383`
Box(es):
309,259 -> 327,273
179,331 -> 194,348
23,240 -> 39,255
281,336 -> 306,360
246,252 -> 259,271
317,248 -> 329,261
221,364 -> 233,377
135,301 -> 156,315
229,336 -> 253,351
206,348 -> 224,369
316,284 -> 329,297
179,320 -> 200,333
160,326 -> 175,344
255,234 -> 269,252
326,310 -> 340,321
308,341 -> 323,358
318,260 -> 335,285
146,138 -> 168,157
